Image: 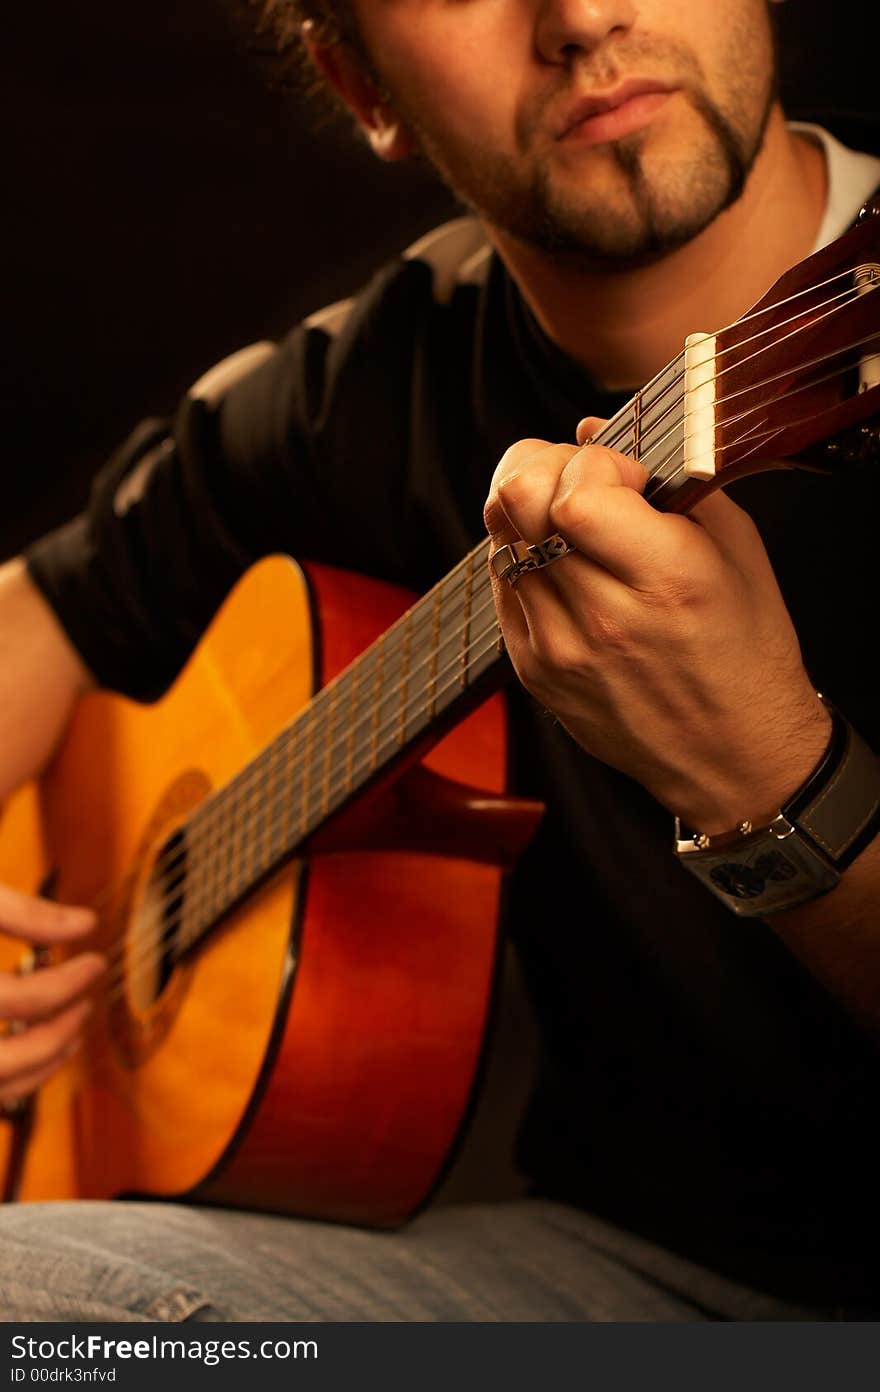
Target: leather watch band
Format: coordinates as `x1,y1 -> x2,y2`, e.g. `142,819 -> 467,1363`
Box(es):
674,695 -> 880,917
787,705 -> 880,869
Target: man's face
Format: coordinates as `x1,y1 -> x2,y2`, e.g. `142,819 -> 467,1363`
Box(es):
351,0 -> 778,266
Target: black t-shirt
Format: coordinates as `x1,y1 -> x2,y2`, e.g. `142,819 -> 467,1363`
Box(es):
26,217 -> 878,1308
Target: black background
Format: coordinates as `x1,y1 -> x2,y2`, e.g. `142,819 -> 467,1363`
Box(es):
3,0 -> 877,557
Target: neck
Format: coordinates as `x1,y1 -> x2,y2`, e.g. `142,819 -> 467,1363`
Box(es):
486,106 -> 827,391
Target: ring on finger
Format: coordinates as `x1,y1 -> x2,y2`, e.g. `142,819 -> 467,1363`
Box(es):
491,532 -> 575,586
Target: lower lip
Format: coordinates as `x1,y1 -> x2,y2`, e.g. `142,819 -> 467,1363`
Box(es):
562,91 -> 673,146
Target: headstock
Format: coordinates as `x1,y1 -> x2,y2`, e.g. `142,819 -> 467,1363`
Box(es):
711,199 -> 880,482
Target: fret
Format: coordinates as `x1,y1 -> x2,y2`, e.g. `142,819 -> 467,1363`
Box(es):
254,726 -> 285,876
300,705 -> 316,839
249,745 -> 270,887
344,660 -> 359,796
213,782 -> 234,921
402,600 -> 436,746
460,552 -> 474,690
375,627 -> 405,767
463,547 -> 500,685
272,726 -> 291,865
428,584 -> 441,720
432,562 -> 470,717
230,779 -> 249,910
177,543 -> 512,960
637,354 -> 686,489
172,834 -> 197,961
177,808 -> 204,950
281,720 -> 300,858
321,682 -> 339,819
632,388 -> 642,464
369,635 -> 384,773
396,610 -> 413,748
348,642 -> 379,786
604,406 -> 637,461
198,794 -> 224,931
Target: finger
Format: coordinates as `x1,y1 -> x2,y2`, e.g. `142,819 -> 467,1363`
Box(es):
0,883 -> 96,944
688,486 -> 764,562
0,1038 -> 83,1109
486,542 -> 532,654
0,997 -> 93,1088
490,443 -> 584,546
544,444 -> 713,589
575,416 -> 609,446
0,951 -> 106,1023
485,443 -> 577,654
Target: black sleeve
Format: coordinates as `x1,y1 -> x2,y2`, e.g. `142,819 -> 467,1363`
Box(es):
23,327 -> 331,702
23,253 -> 489,703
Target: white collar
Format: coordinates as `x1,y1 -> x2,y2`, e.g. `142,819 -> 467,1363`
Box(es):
789,121 -> 880,250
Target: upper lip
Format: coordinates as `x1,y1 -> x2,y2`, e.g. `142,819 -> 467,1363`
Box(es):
555,79 -> 675,139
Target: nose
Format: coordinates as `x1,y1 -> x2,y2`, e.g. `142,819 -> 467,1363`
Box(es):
534,0 -> 637,65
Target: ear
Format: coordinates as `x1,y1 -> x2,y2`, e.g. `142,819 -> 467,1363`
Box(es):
302,23 -> 416,161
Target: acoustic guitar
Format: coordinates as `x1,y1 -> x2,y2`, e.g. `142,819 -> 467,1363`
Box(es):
1,201 -> 878,1225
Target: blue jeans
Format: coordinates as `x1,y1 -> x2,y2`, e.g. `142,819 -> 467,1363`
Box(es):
0,1199 -> 832,1322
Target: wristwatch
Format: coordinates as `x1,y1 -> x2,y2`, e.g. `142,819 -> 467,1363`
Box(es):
674,695 -> 880,917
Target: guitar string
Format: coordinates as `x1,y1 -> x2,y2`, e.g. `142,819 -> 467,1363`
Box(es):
3,258 -> 874,1052
78,265 -> 880,929
38,279 -> 877,985
106,281 -> 880,916
98,619 -> 521,1012
95,365 -> 801,1012
98,370 -> 857,1007
646,336 -> 880,504
32,259 -> 880,931
549,268 -> 872,497
585,266 -> 877,469
102,420 -> 876,1011
126,304 -> 880,915
71,611 -> 520,1037
98,312 -> 880,960
87,322 -> 880,989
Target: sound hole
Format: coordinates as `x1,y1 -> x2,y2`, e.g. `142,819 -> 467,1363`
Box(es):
127,828 -> 189,1013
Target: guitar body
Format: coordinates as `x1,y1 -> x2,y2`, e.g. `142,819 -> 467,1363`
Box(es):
4,205 -> 875,1223
0,555 -> 512,1225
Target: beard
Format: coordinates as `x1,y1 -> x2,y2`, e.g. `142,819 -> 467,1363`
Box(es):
385,28 -> 776,270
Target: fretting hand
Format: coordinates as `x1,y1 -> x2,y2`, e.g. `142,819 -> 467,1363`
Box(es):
484,417 -> 831,835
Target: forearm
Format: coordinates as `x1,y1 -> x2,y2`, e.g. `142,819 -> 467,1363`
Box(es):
0,558 -> 92,802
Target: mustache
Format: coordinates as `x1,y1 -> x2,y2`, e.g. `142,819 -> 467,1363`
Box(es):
516,32 -> 709,148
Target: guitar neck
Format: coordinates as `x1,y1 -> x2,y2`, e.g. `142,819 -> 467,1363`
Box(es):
175,538 -> 504,953
175,365 -> 699,954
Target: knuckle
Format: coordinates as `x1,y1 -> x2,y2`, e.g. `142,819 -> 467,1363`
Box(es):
581,605 -> 632,651
581,442 -> 619,472
549,487 -> 592,538
495,470 -> 531,511
483,493 -> 505,533
533,628 -> 586,678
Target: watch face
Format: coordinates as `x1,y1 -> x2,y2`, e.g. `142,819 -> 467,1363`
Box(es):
710,850 -> 798,900
710,861 -> 765,899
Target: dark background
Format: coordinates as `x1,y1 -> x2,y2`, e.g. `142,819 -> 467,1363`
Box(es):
3,0 -> 878,558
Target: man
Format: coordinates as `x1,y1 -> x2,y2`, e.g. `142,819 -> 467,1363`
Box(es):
0,0 -> 878,1320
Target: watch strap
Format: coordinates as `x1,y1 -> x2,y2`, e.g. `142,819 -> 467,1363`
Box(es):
787,706 -> 880,869
674,697 -> 880,917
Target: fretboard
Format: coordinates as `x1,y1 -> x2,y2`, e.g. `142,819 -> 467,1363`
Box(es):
172,359 -> 690,956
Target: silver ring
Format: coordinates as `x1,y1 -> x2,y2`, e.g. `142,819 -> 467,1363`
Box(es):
491,533 -> 575,586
